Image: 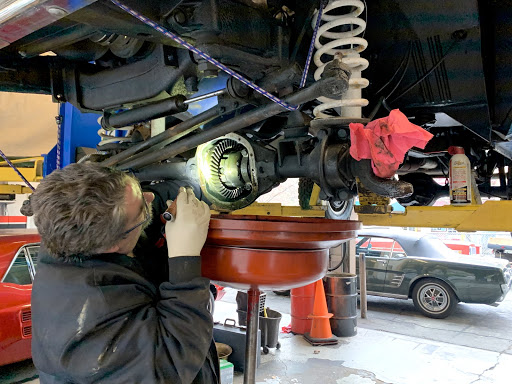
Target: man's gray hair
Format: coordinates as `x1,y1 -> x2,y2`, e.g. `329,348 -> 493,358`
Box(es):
31,163 -> 137,260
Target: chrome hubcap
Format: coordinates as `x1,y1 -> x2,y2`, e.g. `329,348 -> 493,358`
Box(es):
419,284 -> 448,312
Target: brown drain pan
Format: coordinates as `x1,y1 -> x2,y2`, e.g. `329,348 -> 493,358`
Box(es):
201,215 -> 361,290
205,215 -> 361,250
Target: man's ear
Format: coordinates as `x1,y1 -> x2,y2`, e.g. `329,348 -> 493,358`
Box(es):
104,244 -> 121,253
143,191 -> 155,203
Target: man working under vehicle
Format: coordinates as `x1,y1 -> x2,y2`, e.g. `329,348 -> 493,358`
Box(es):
30,162 -> 219,383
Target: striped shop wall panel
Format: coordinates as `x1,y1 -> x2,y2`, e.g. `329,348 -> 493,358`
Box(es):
0,216 -> 27,229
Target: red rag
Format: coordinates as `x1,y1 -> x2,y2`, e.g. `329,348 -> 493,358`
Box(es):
281,324 -> 292,334
349,109 -> 434,178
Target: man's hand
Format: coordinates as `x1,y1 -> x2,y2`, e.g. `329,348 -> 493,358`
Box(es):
165,187 -> 211,258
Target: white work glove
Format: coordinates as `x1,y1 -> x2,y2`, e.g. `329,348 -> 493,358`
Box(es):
165,187 -> 211,258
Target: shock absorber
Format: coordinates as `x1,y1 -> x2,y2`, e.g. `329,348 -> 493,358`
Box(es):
312,0 -> 369,119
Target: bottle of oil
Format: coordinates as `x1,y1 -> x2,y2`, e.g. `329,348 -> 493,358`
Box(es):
448,146 -> 472,205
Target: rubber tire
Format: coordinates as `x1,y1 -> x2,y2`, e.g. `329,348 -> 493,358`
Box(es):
298,178 -> 315,209
325,198 -> 355,220
412,278 -> 457,319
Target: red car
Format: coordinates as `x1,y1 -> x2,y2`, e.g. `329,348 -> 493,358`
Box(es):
0,230 -> 40,366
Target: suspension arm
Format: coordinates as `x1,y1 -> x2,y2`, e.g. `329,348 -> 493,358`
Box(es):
117,76 -> 349,170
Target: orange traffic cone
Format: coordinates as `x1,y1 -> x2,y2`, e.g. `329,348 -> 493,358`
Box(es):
303,279 -> 338,346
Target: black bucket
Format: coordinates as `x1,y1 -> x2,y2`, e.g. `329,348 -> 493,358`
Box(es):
259,308 -> 282,351
323,273 -> 357,337
236,308 -> 282,353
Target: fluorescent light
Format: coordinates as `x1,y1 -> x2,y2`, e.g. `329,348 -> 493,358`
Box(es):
0,0 -> 40,25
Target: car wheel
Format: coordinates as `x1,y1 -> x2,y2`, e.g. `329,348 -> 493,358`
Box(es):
325,198 -> 355,220
412,279 -> 457,319
298,178 -> 315,209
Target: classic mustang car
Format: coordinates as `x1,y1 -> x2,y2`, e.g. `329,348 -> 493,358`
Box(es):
0,230 -> 39,366
356,229 -> 512,319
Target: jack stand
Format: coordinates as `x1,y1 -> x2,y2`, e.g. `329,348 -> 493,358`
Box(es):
244,288 -> 261,384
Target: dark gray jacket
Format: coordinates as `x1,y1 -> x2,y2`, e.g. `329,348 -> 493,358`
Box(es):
31,251 -> 219,384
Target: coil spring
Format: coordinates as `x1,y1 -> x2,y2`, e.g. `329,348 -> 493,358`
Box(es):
97,117 -> 134,147
312,0 -> 369,118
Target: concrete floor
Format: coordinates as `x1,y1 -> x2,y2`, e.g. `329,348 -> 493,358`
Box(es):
1,289 -> 511,384
222,289 -> 512,384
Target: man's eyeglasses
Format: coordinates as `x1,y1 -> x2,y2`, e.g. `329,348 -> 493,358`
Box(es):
121,195 -> 151,238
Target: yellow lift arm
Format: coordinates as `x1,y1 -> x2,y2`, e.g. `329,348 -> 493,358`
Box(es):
228,203 -> 326,218
0,157 -> 44,195
232,184 -> 512,232
358,201 -> 512,232
233,200 -> 512,232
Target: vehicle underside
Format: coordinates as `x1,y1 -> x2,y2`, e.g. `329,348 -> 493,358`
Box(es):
1,0 -> 511,216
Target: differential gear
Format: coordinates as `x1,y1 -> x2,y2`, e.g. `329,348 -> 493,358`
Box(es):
196,133 -> 260,211
209,139 -> 249,201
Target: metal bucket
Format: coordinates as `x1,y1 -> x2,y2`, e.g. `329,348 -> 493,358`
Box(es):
215,342 -> 233,360
323,273 -> 357,337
